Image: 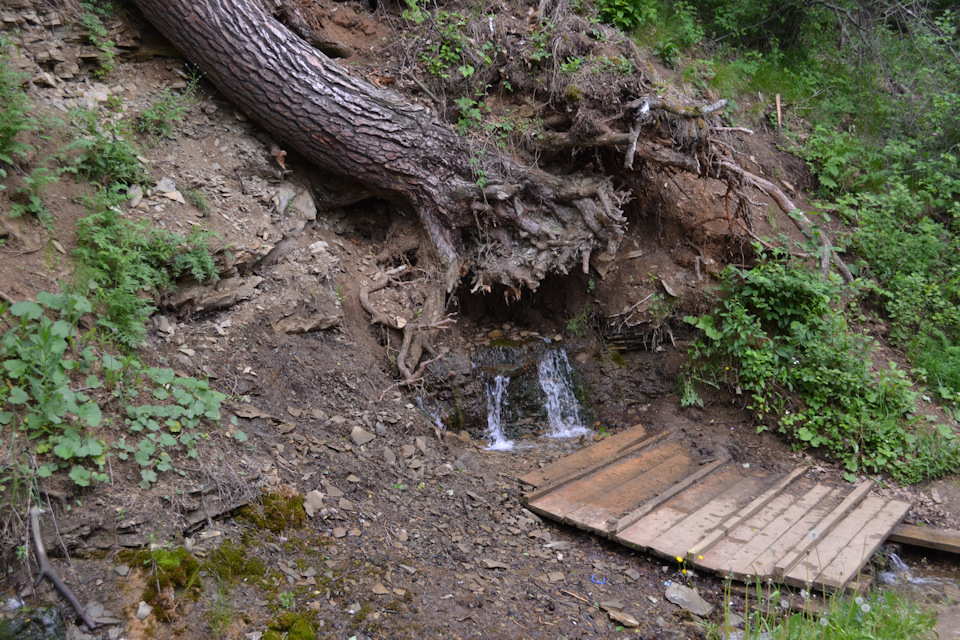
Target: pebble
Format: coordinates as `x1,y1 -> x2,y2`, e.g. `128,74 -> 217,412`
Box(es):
608,609 -> 640,627
383,447 -> 397,465
333,527 -> 347,538
546,571 -> 565,583
136,601 -> 152,620
481,559 -> 510,570
338,497 -> 355,511
350,426 -> 375,446
114,564 -> 130,577
303,490 -> 324,517
372,583 -> 389,595
665,583 -> 714,617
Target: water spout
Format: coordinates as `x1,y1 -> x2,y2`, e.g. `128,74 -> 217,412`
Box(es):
537,349 -> 590,439
484,375 -> 514,450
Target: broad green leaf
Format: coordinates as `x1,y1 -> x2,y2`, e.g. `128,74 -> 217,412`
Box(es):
77,403 -> 102,427
69,465 -> 92,487
3,359 -> 28,378
147,367 -> 175,385
8,387 -> 29,404
234,430 -> 248,442
9,301 -> 43,320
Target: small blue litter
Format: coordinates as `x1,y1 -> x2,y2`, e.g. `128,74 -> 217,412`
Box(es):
590,575 -> 606,585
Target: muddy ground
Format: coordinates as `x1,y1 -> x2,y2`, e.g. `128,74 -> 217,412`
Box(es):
1,1 -> 960,639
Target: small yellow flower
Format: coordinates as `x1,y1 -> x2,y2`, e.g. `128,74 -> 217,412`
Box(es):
698,555 -> 703,560
676,556 -> 683,563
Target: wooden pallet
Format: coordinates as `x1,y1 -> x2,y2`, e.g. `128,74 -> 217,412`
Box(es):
520,423 -> 911,592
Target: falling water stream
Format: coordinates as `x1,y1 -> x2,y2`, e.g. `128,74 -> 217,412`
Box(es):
476,343 -> 589,450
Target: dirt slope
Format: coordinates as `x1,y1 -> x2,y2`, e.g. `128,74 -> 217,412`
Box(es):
1,1 -> 959,639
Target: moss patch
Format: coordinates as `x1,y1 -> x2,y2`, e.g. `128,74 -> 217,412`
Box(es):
238,491 -> 306,533
120,546 -> 203,622
265,612 -> 316,640
205,540 -> 267,582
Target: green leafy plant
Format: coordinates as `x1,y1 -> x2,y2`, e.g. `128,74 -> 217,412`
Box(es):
73,186 -> 219,348
137,80 -> 198,140
78,1 -> 117,78
0,293 -> 108,486
0,38 -> 37,190
185,189 -> 212,216
63,108 -> 146,187
9,166 -> 58,227
684,250 -> 959,483
566,303 -> 592,338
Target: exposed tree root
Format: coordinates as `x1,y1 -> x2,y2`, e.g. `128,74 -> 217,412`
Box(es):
29,507 -> 95,631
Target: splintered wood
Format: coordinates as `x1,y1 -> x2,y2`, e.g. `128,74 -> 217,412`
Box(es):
520,423 -> 911,592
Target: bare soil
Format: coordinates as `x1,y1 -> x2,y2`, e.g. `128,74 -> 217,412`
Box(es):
1,1 -> 958,639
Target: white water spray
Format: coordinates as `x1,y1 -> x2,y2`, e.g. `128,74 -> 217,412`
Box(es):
537,349 -> 590,439
484,374 -> 514,450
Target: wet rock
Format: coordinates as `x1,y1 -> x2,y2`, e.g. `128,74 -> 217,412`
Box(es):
665,583 -> 713,617
303,490 -> 324,517
350,426 -> 375,446
0,605 -> 65,640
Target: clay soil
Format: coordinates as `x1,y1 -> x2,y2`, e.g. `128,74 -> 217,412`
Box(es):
1,1 -> 959,639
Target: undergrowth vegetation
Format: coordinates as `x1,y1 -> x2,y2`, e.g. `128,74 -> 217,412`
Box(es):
683,250 -> 960,483
606,0 -> 960,482
0,15 -> 223,504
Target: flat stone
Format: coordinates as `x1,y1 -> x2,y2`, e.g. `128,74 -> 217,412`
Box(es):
936,605 -> 960,640
333,527 -> 347,538
136,601 -> 152,620
372,583 -> 389,595
624,568 -> 641,582
303,490 -> 324,518
339,497 -> 355,511
600,600 -> 624,612
481,559 -> 510,570
608,609 -> 640,627
114,564 -> 130,577
383,447 -> 397,466
346,474 -> 360,483
156,177 -> 176,193
415,436 -> 427,453
322,480 -> 343,498
162,189 -> 186,204
401,444 -> 416,458
546,571 -> 565,583
350,426 -> 375,446
347,528 -> 361,537
665,583 -> 714,617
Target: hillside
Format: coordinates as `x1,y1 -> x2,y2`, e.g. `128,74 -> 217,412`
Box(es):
1,0 -> 959,639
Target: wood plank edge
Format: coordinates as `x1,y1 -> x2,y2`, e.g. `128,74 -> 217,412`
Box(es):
522,431 -> 671,503
517,422 -> 648,486
888,523 -> 960,555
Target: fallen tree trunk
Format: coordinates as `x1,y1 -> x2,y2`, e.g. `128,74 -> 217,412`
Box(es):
130,0 -> 626,295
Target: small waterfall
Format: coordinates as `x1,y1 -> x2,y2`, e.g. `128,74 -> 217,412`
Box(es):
484,375 -> 514,450
475,343 -> 589,448
537,349 -> 590,439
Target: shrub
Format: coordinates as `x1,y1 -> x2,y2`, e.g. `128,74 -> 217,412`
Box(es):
684,250 -> 960,483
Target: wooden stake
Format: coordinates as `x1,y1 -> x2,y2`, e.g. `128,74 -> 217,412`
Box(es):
775,94 -> 782,133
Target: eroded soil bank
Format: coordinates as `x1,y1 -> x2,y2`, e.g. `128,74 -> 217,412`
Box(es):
2,1 -> 960,639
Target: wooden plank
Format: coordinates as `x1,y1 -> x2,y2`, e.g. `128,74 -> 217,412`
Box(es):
687,467 -> 806,560
782,496 -> 886,588
696,485 -> 800,572
618,466 -> 760,552
649,473 -> 772,560
888,524 -> 960,554
614,457 -> 728,534
774,481 -> 874,580
522,431 -> 670,504
519,423 -> 648,487
563,452 -> 694,533
724,484 -> 841,580
813,499 -> 912,591
526,441 -> 686,521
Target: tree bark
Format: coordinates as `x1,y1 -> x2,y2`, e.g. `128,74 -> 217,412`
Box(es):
130,0 -> 625,293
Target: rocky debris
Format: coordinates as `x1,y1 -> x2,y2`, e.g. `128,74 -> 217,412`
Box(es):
165,276 -> 263,313
303,490 -> 324,517
665,582 -> 714,617
350,426 -> 375,446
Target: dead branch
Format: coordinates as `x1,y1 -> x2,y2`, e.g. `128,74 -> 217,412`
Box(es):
29,507 -> 96,631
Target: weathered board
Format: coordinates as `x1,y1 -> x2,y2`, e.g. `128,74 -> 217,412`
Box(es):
521,423 -> 912,592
